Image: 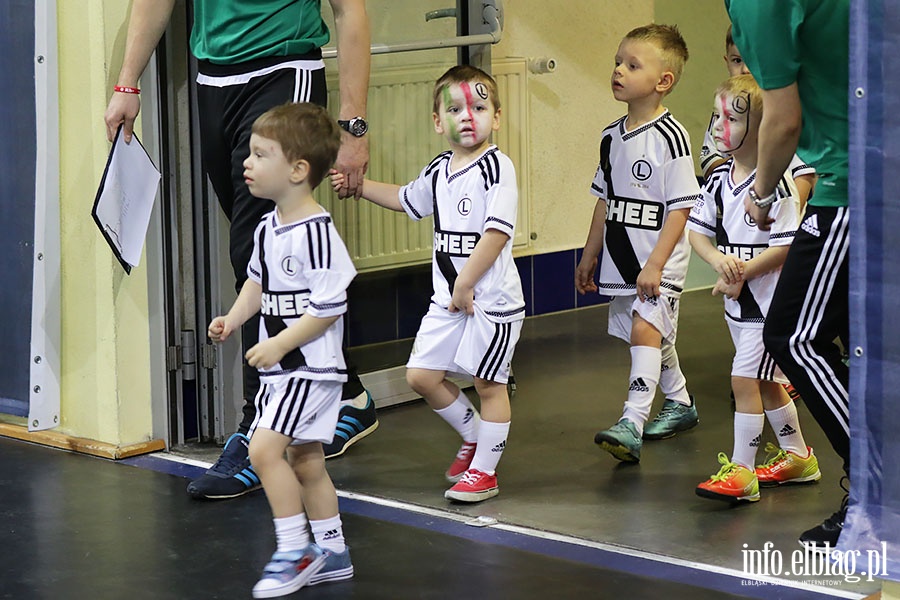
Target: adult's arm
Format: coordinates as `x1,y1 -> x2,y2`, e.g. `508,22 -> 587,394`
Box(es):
748,83 -> 802,226
329,0 -> 371,199
103,0 -> 177,142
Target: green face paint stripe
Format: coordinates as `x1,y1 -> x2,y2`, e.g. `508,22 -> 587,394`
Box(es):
441,87 -> 461,142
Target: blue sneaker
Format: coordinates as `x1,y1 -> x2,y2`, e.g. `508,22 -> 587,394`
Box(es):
594,419 -> 642,462
252,545 -> 327,599
323,391 -> 379,459
186,433 -> 261,500
308,547 -> 354,586
642,396 -> 699,440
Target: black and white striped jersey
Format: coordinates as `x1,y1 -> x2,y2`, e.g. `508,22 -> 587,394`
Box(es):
246,210 -> 357,382
589,111 -> 700,298
399,145 -> 525,323
700,113 -> 816,181
687,160 -> 800,328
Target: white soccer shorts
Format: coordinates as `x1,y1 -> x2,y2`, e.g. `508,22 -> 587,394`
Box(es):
607,293 -> 680,345
727,321 -> 789,383
249,377 -> 342,444
407,303 -> 522,384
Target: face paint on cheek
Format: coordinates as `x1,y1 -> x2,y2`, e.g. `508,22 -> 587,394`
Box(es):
716,95 -> 733,150
441,87 -> 461,143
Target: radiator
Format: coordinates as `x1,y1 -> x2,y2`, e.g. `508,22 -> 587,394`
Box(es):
319,59 -> 530,272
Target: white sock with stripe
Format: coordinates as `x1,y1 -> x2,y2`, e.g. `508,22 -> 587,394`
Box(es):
310,514 -> 346,554
434,391 -> 479,443
732,412 -> 765,470
765,402 -> 809,457
658,343 -> 691,406
274,513 -> 310,552
622,346 -> 662,436
469,420 -> 510,475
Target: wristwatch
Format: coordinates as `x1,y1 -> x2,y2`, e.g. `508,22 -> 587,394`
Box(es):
748,187 -> 776,208
337,117 -> 368,137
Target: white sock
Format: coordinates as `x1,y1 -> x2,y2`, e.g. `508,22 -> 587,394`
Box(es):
765,402 -> 808,456
310,514 -> 346,554
274,513 -> 310,552
469,420 -> 510,475
340,390 -> 370,409
658,343 -> 691,406
622,346 -> 661,436
434,391 -> 479,443
732,412 -> 765,469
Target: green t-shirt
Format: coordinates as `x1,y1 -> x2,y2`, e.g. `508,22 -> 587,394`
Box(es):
190,0 -> 330,64
726,0 -> 849,207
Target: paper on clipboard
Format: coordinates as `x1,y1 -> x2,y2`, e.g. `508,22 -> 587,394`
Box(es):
91,126 -> 161,274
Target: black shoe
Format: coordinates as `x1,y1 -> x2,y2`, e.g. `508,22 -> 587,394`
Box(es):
323,391 -> 379,459
799,477 -> 849,551
186,433 -> 261,500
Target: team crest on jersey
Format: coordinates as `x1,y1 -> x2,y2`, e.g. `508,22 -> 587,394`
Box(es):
458,197 -> 472,216
744,211 -> 756,227
281,256 -> 299,276
632,160 -> 652,181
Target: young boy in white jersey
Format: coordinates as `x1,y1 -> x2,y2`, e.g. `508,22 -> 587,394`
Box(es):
331,65 -> 524,503
208,103 -> 356,597
576,24 -> 700,463
688,75 -> 821,503
699,26 -> 816,207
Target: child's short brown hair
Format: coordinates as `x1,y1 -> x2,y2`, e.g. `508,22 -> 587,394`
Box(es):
716,74 -> 763,121
624,24 -> 690,90
251,102 -> 341,189
432,65 -> 501,114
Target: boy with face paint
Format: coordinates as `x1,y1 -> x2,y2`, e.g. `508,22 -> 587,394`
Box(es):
687,75 -> 821,503
330,65 -> 524,503
699,26 -> 817,209
576,24 -> 701,463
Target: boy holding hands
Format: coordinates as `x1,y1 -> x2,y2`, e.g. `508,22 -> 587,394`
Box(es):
208,103 -> 356,597
332,65 -> 524,502
689,75 -> 820,503
576,24 -> 700,462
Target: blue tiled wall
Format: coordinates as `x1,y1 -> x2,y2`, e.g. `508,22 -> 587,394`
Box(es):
346,249 -> 610,348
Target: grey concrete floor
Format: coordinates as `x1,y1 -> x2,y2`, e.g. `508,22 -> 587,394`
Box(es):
172,290 -> 877,597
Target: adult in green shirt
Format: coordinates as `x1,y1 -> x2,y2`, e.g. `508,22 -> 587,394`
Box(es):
104,0 -> 378,501
726,0 -> 850,551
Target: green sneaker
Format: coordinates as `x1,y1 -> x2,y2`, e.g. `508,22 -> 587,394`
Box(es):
643,397 -> 699,440
594,419 -> 642,462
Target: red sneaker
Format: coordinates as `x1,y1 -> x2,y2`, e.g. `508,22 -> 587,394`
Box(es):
444,469 -> 499,503
445,442 -> 477,483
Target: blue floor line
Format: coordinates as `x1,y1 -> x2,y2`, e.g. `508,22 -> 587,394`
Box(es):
120,452 -> 842,600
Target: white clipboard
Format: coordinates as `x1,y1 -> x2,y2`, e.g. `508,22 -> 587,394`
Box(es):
91,125 -> 161,274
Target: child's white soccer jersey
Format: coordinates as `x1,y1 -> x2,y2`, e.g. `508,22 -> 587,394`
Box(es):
700,115 -> 815,181
589,111 -> 700,298
687,160 -> 801,328
399,145 -> 525,323
247,210 -> 357,382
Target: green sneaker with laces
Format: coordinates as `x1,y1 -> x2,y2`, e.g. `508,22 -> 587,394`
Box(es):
594,418 -> 642,462
643,396 -> 699,440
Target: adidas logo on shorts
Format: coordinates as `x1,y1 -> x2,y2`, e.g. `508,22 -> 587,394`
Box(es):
779,424 -> 798,437
463,408 -> 475,425
491,440 -> 506,452
801,214 -> 821,237
304,412 -> 318,425
323,529 -> 340,540
750,435 -> 762,447
629,378 -> 650,393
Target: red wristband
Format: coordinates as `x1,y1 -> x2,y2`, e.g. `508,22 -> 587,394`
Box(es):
114,85 -> 141,95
